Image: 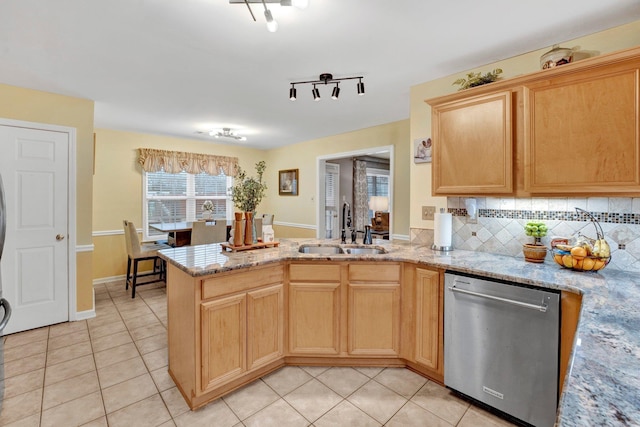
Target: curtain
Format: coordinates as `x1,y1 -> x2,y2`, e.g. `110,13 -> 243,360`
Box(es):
353,159 -> 368,232
137,148 -> 238,176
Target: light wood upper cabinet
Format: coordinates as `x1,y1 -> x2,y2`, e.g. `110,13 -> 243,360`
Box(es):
429,90 -> 514,195
523,60 -> 640,193
426,46 -> 640,196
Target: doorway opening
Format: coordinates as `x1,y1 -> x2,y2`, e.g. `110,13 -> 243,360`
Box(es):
317,146 -> 394,240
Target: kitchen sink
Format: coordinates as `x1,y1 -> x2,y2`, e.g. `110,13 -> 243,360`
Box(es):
298,245 -> 344,254
345,247 -> 387,255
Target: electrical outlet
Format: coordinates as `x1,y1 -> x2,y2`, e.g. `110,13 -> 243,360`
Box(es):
422,205 -> 435,220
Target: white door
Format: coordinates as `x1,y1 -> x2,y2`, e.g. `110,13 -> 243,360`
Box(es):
0,125 -> 69,334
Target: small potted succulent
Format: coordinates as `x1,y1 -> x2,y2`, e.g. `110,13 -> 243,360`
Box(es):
523,221 -> 548,263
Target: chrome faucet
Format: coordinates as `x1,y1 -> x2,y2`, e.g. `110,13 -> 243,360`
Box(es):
341,202 -> 351,244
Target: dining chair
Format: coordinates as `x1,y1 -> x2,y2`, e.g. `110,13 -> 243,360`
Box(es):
123,220 -> 171,298
190,220 -> 226,245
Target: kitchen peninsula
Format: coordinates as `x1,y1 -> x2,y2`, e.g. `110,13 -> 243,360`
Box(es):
158,239 -> 639,426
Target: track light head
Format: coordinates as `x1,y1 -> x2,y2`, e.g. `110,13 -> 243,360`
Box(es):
264,9 -> 278,32
289,85 -> 297,101
331,84 -> 340,100
312,85 -> 320,101
357,79 -> 365,95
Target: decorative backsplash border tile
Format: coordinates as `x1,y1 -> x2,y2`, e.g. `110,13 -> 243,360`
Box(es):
449,208 -> 640,225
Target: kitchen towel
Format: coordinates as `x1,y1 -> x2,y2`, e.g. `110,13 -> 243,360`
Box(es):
434,211 -> 452,248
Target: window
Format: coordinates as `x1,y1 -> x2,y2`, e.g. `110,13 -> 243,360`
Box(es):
143,170 -> 233,240
366,167 -> 389,219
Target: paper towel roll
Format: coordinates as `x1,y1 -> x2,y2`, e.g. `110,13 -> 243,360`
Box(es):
434,212 -> 452,248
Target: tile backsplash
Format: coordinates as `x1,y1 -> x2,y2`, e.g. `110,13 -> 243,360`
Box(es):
410,197 -> 640,273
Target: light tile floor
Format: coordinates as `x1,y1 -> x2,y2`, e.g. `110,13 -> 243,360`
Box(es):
0,280 -> 517,426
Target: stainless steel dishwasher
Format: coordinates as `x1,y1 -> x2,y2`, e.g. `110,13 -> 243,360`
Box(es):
444,272 -> 560,427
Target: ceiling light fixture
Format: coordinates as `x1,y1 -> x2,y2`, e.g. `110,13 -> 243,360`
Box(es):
205,128 -> 247,141
289,73 -> 365,101
231,0 -> 309,32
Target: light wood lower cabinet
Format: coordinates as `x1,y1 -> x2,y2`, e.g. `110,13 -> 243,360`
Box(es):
201,293 -> 247,391
414,268 -> 444,380
200,283 -> 284,394
288,263 -> 341,355
347,263 -> 401,356
167,263 -> 285,409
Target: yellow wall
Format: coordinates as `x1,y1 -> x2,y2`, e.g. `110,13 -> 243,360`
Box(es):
92,128 -> 266,279
263,120 -> 410,237
409,20 -> 640,230
0,84 -> 95,312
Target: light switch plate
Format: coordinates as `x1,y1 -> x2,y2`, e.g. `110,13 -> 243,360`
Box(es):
422,206 -> 435,220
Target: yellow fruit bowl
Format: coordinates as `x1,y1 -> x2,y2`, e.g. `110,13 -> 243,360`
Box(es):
551,249 -> 610,272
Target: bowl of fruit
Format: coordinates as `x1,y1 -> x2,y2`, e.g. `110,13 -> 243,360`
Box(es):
551,208 -> 611,272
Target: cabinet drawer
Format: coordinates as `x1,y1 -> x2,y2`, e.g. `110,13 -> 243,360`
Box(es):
290,263 -> 341,282
349,263 -> 400,282
202,264 -> 284,300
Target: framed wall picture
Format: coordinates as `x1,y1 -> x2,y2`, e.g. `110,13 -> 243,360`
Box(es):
414,137 -> 432,163
279,169 -> 299,196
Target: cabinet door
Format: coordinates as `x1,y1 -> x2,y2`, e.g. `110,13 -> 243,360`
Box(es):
414,268 -> 443,376
289,282 -> 340,355
348,283 -> 400,356
200,293 -> 246,391
431,90 -> 514,195
524,65 -> 640,193
247,284 -> 284,370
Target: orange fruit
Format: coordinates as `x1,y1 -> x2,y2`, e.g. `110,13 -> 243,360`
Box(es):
593,259 -> 606,271
582,258 -> 595,271
570,246 -> 587,258
574,259 -> 583,269
562,255 -> 574,268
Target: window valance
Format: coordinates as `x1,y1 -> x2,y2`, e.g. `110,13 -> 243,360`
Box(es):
137,148 -> 238,176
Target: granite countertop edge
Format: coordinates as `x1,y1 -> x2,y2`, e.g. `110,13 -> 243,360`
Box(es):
158,238 -> 640,426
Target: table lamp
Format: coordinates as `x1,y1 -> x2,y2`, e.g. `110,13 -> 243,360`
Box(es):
369,196 -> 389,229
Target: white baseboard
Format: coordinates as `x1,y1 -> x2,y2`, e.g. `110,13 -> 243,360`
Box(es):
76,308 -> 96,320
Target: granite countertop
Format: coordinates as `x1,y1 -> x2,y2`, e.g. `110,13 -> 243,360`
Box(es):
158,238 -> 640,426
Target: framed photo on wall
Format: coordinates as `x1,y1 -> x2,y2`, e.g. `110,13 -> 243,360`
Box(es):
414,137 -> 432,163
279,169 -> 299,196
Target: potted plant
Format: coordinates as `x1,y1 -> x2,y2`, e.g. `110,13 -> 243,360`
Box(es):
452,68 -> 503,90
523,221 -> 548,263
230,161 -> 267,245
201,200 -> 214,219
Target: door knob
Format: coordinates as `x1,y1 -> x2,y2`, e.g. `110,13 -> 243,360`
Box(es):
56,234 -> 65,241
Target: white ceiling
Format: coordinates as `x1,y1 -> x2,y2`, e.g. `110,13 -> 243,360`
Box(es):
1,1 -> 639,150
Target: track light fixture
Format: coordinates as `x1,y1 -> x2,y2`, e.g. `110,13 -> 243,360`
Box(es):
230,0 -> 309,32
206,128 -> 247,141
289,73 -> 365,101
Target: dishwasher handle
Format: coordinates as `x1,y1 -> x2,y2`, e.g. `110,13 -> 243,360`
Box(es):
448,285 -> 548,313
